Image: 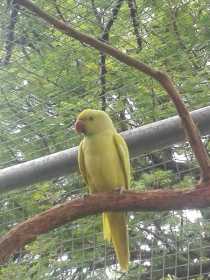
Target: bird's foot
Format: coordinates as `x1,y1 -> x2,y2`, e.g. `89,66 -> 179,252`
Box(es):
83,193 -> 89,199
115,187 -> 125,194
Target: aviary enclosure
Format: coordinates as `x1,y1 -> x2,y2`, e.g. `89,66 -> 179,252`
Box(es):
0,0 -> 210,279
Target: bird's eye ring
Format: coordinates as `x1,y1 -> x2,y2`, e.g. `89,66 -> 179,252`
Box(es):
89,116 -> 94,121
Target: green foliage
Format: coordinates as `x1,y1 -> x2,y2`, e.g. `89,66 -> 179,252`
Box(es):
135,169 -> 175,190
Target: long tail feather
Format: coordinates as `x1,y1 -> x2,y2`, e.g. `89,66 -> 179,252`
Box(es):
103,213 -> 111,241
103,212 -> 129,272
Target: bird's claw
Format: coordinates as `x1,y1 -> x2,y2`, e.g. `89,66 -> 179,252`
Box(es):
83,193 -> 89,199
115,187 -> 125,194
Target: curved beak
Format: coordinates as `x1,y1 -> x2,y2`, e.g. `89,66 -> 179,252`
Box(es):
75,120 -> 86,134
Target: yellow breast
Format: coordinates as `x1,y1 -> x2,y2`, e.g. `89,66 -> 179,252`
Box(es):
83,132 -> 125,193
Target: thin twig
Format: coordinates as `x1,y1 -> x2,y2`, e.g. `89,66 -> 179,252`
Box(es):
1,1 -> 19,65
127,0 -> 142,50
53,0 -> 66,22
91,0 -> 124,110
90,0 -> 103,28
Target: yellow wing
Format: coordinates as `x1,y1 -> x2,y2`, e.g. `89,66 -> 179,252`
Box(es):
113,133 -> 130,189
78,140 -> 88,186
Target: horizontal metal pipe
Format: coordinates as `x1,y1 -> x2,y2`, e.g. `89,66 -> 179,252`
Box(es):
1,106 -> 210,193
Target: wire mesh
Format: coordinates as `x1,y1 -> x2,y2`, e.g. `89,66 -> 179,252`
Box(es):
0,0 -> 210,279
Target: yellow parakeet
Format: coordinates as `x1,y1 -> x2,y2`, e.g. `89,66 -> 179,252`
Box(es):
75,109 -> 130,271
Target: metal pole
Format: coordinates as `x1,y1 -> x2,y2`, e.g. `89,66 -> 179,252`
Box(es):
0,106 -> 210,193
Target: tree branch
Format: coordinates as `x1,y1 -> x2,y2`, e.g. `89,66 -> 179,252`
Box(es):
15,0 -> 210,182
1,0 -> 19,66
53,0 -> 66,23
157,73 -> 210,182
90,0 -> 103,28
127,0 -> 142,50
93,0 -> 124,110
102,0 -> 124,38
1,185 -> 210,264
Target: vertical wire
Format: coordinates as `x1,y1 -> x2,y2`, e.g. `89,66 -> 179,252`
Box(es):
175,234 -> 178,278
93,220 -> 96,276
150,240 -> 154,280
82,224 -> 85,270
199,232 -> 203,276
104,238 -> 107,275
137,245 -> 142,280
162,247 -> 166,279
187,242 -> 190,280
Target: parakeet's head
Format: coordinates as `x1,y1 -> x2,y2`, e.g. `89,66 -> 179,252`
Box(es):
75,109 -> 115,135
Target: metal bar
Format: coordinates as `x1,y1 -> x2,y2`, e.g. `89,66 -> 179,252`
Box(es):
0,106 -> 210,193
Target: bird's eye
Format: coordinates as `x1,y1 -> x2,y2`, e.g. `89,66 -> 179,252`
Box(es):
89,116 -> 94,121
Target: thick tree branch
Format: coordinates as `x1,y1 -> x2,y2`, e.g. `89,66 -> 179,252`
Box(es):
15,0 -> 210,182
1,185 -> 210,264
